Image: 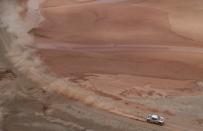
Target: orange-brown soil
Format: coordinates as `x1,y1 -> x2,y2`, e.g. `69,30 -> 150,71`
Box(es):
31,0 -> 203,130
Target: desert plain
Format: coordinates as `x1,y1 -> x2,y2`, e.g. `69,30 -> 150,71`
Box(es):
0,0 -> 203,131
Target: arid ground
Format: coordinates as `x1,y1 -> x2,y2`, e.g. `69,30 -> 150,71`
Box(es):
1,0 -> 203,131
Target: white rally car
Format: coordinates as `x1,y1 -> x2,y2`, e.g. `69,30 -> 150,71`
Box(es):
146,114 -> 165,126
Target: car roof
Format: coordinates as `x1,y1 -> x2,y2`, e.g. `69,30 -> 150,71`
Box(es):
151,114 -> 159,119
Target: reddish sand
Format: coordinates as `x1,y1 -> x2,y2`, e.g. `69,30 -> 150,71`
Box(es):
35,0 -> 203,94
32,0 -> 203,130
35,0 -> 203,109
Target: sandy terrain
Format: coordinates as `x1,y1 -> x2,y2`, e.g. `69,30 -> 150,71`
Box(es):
0,56 -> 160,131
0,29 -> 162,131
0,0 -> 203,131
33,0 -> 203,130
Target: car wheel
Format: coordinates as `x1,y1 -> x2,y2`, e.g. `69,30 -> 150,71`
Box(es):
159,122 -> 164,126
